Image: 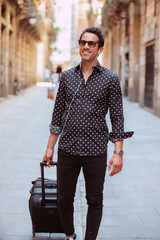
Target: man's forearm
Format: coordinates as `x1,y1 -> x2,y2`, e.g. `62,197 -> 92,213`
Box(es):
47,133 -> 59,150
114,140 -> 123,151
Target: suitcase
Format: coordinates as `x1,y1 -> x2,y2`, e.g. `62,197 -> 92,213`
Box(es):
29,161 -> 64,237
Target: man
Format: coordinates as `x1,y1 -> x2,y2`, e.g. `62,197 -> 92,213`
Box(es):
43,27 -> 133,240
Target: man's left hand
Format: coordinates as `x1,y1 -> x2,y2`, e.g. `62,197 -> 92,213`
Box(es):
108,154 -> 123,176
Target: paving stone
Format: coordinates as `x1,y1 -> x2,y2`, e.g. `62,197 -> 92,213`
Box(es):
140,215 -> 160,227
0,234 -> 65,240
102,215 -> 143,226
97,225 -> 154,238
154,206 -> 160,216
96,238 -> 153,240
103,206 -> 158,217
82,214 -> 143,227
0,213 -> 31,236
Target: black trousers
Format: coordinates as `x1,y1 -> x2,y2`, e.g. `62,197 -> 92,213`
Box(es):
57,148 -> 107,240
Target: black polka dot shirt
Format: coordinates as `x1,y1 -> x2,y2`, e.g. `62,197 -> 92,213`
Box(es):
50,62 -> 134,156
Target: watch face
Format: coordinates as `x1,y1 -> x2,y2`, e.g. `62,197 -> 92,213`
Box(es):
119,150 -> 124,156
114,150 -> 124,156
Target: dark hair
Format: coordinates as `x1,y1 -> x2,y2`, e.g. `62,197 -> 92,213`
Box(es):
79,27 -> 105,48
56,66 -> 62,73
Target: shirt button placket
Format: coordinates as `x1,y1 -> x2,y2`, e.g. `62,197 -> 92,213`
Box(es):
77,83 -> 86,154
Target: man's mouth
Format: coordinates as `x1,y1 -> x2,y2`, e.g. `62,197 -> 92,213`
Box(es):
83,51 -> 90,56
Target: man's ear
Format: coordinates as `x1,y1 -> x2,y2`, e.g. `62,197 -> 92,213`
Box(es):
98,47 -> 104,55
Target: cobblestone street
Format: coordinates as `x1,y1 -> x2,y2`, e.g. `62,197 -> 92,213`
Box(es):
0,86 -> 160,240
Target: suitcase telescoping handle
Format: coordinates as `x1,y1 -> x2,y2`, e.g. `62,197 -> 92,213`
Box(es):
40,161 -> 57,206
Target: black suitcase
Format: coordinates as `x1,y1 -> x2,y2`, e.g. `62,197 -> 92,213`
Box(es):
29,161 -> 64,237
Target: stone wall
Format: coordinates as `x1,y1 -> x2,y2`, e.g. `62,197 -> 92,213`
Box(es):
102,0 -> 160,117
0,0 -> 52,98
0,0 -> 16,97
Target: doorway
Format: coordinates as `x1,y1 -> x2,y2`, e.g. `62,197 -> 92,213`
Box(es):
144,44 -> 154,109
124,53 -> 129,97
0,24 -> 6,97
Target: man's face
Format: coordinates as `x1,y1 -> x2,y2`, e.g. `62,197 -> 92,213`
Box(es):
79,32 -> 102,63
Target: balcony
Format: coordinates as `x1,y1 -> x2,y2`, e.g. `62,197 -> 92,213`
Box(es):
102,0 -> 129,30
16,0 -> 44,41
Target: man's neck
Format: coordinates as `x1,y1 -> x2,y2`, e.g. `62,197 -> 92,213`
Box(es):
81,59 -> 98,74
81,59 -> 98,82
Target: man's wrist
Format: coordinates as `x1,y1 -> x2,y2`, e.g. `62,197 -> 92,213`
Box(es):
113,150 -> 124,156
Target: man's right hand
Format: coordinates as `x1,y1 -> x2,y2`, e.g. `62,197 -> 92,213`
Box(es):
43,148 -> 54,167
42,133 -> 59,167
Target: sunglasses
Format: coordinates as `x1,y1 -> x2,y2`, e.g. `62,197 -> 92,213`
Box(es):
78,40 -> 99,48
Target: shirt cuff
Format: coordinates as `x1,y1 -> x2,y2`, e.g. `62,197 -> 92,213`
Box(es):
49,124 -> 62,134
109,131 -> 134,143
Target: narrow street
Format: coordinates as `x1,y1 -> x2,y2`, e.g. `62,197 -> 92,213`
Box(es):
0,85 -> 160,240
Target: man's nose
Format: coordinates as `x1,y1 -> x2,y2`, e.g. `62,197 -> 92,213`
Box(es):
83,42 -> 89,48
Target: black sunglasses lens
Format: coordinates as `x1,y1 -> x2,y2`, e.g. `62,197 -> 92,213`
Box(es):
79,40 -> 98,47
88,41 -> 96,47
79,40 -> 86,46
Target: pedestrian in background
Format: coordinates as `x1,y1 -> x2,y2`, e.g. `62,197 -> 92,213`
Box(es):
43,27 -> 134,240
51,66 -> 62,99
44,66 -> 50,82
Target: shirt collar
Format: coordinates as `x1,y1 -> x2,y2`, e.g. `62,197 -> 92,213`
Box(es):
75,61 -> 103,73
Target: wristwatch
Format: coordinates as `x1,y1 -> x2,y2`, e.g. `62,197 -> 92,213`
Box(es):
113,150 -> 124,156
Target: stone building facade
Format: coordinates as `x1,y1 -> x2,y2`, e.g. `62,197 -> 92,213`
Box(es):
0,0 -> 55,98
70,0 -> 91,67
101,0 -> 160,117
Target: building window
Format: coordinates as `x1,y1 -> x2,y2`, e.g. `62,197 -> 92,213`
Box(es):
125,19 -> 130,37
10,13 -> 13,24
1,3 -> 6,18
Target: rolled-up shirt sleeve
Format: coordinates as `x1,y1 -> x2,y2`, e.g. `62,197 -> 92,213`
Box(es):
49,73 -> 66,134
108,75 -> 134,143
